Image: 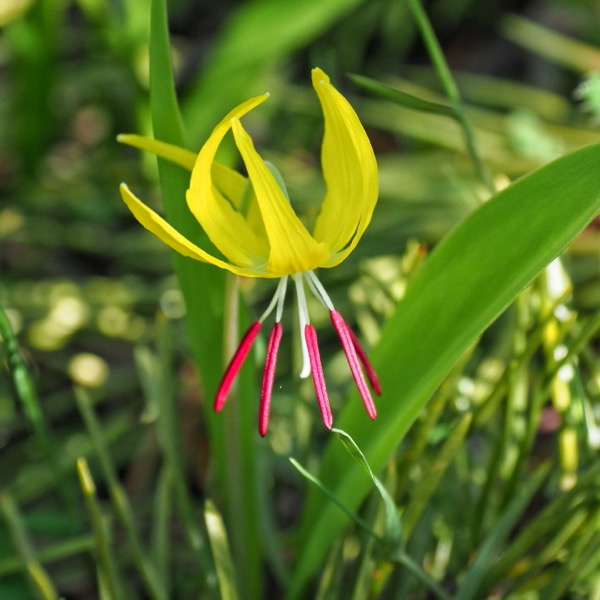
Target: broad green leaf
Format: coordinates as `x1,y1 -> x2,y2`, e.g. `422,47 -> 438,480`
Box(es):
149,2 -> 261,596
289,143 -> 600,597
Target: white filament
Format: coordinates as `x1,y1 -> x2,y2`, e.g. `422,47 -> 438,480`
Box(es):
306,270 -> 335,311
293,274 -> 311,378
275,276 -> 288,322
259,276 -> 288,323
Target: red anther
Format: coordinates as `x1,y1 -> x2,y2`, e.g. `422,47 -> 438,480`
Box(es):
346,323 -> 382,396
305,324 -> 333,429
330,310 -> 377,419
214,321 -> 262,412
259,322 -> 283,437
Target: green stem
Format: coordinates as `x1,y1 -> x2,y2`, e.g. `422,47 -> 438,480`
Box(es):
221,282 -> 263,598
154,317 -> 215,580
0,536 -> 94,577
396,552 -> 452,600
76,458 -> 126,600
75,387 -> 166,600
0,306 -> 77,518
407,0 -> 494,193
0,493 -> 59,600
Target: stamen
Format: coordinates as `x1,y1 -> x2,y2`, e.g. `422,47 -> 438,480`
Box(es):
293,274 -> 311,378
275,276 -> 288,322
330,310 -> 377,419
306,270 -> 334,310
214,321 -> 262,412
346,326 -> 382,396
305,324 -> 333,429
260,276 -> 288,323
259,322 -> 283,436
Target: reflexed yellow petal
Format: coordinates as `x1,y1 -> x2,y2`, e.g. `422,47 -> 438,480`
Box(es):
231,119 -> 330,276
208,166 -> 267,243
188,94 -> 271,268
117,134 -> 197,170
119,183 -> 265,277
211,162 -> 247,206
311,67 -> 378,267
117,134 -> 247,202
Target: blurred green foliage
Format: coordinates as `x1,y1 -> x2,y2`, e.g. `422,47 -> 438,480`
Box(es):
2,0 -> 600,598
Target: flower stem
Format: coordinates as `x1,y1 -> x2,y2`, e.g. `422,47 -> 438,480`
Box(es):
407,0 -> 494,194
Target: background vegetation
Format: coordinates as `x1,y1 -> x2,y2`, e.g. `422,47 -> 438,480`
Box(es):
2,0 -> 600,598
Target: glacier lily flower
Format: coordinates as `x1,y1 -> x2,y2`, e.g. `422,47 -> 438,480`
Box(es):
119,68 -> 380,435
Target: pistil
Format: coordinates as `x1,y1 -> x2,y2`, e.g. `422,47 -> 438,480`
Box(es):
293,274 -> 312,379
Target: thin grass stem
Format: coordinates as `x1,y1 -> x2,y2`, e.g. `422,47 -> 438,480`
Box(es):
74,387 -> 166,600
407,0 -> 494,193
0,493 -> 59,600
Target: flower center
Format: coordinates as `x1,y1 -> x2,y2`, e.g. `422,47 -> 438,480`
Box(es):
214,271 -> 381,435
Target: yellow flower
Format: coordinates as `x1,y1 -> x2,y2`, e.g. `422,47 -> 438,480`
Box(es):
119,68 -> 380,435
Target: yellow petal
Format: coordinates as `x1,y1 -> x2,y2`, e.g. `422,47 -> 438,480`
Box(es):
119,183 -> 266,277
187,94 -> 271,268
117,134 -> 197,170
231,119 -> 330,276
117,134 -> 248,205
310,68 -> 378,267
211,162 -> 247,205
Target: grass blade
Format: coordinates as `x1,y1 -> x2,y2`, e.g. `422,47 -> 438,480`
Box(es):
75,387 -> 166,600
455,463 -> 550,600
0,493 -> 59,600
204,500 -> 239,600
76,458 -> 126,600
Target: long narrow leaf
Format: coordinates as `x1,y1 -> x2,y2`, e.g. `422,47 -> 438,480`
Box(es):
455,463 -> 550,600
290,143 -> 600,597
148,2 -> 261,595
332,429 -> 402,552
182,0 -> 369,145
204,500 -> 240,600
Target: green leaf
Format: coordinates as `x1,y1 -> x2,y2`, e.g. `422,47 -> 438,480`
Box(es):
148,2 -> 261,596
204,501 -> 240,600
182,0 -> 369,145
332,429 -> 402,552
289,458 -> 375,537
289,143 -> 600,597
501,14 -> 600,74
349,73 -> 456,118
0,494 -> 59,600
455,463 -> 550,600
76,458 -> 126,600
